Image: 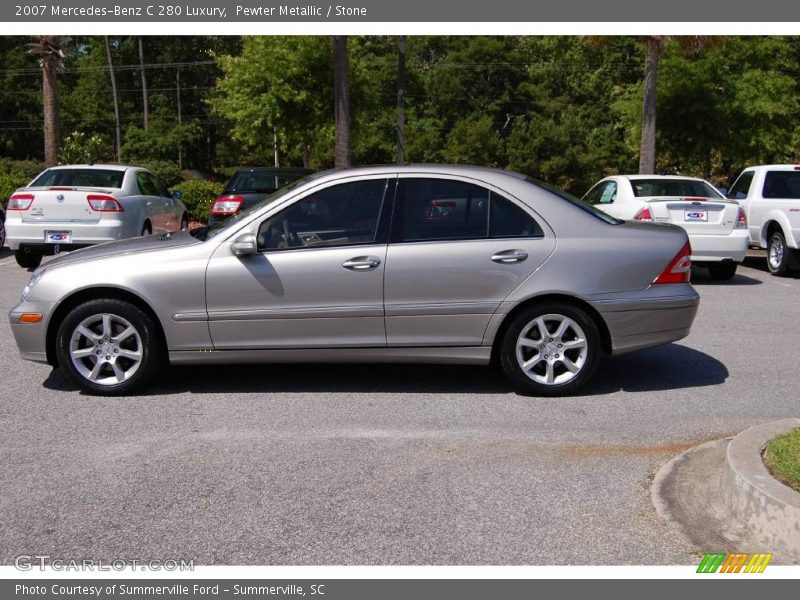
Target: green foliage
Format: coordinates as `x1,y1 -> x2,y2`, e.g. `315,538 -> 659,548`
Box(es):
171,179 -> 223,221
137,160 -> 184,187
0,158 -> 43,201
763,427 -> 800,492
59,130 -> 113,164
442,115 -> 505,166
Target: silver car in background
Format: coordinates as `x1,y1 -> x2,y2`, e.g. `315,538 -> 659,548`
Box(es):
4,164 -> 188,269
9,165 -> 699,397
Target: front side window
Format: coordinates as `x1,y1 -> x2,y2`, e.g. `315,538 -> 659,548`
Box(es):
257,179 -> 388,250
393,178 -> 543,242
728,171 -> 754,200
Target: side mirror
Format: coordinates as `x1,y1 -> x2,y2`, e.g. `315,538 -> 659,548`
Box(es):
171,190 -> 182,201
231,233 -> 257,257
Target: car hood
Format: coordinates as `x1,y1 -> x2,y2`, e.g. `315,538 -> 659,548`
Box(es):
40,231 -> 201,270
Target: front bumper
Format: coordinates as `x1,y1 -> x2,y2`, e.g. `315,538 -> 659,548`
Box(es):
5,219 -> 131,250
9,299 -> 57,364
590,283 -> 700,356
688,229 -> 749,263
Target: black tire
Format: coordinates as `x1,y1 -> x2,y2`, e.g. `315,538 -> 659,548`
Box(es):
499,303 -> 602,397
767,230 -> 791,276
0,211 -> 6,249
141,221 -> 152,236
55,298 -> 163,396
15,247 -> 43,269
180,214 -> 189,231
708,262 -> 737,280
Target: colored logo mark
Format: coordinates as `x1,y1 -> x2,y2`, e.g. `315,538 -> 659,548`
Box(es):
697,552 -> 773,573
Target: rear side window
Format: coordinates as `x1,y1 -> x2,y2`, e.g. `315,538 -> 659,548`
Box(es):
583,181 -> 617,205
630,179 -> 722,198
227,170 -> 309,193
728,171 -> 754,200
393,178 -> 543,242
30,169 -> 124,189
136,172 -> 158,196
763,171 -> 800,199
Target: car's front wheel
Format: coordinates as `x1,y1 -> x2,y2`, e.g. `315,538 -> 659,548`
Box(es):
767,230 -> 791,276
500,303 -> 601,396
56,299 -> 163,396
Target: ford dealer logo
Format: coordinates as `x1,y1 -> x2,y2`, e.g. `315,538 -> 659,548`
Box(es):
49,233 -> 68,241
686,212 -> 704,219
56,194 -> 65,203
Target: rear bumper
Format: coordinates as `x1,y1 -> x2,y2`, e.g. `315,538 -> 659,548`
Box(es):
688,229 -> 749,263
590,284 -> 700,356
5,219 -> 134,250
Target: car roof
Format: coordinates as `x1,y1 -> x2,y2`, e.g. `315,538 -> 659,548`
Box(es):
304,164 -> 529,184
743,164 -> 800,170
235,166 -> 314,173
44,164 -> 131,171
620,174 -> 708,182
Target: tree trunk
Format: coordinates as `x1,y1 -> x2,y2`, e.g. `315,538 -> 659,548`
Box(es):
105,37 -> 122,162
396,35 -> 406,165
331,36 -> 351,168
639,36 -> 660,174
138,36 -> 149,130
41,53 -> 59,167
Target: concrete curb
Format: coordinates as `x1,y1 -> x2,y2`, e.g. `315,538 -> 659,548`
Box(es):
722,418 -> 800,556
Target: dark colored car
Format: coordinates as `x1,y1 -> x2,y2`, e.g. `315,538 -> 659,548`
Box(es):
208,167 -> 314,226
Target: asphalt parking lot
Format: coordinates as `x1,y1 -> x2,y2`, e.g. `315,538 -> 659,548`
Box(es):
0,248 -> 798,565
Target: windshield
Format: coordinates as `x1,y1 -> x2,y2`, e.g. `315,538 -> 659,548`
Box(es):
630,178 -> 723,198
30,168 -> 125,188
525,177 -> 622,225
198,176 -> 313,241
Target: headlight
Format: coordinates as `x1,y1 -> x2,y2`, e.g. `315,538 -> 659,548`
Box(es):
22,270 -> 45,300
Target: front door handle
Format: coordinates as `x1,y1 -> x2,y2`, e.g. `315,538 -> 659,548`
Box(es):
491,249 -> 529,264
342,256 -> 382,271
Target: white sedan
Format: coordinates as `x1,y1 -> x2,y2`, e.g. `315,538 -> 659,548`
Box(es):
583,175 -> 749,280
4,164 -> 188,269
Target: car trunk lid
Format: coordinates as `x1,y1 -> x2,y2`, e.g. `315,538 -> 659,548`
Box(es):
19,187 -> 117,223
644,196 -> 739,235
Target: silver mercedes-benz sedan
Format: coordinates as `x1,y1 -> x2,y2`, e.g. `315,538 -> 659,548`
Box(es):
9,165 -> 699,396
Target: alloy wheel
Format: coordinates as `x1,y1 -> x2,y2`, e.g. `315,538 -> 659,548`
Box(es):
515,313 -> 588,385
69,313 -> 143,386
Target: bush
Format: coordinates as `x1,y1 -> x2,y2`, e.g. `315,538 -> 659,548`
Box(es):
139,161 -> 184,188
171,179 -> 224,221
59,131 -> 113,164
0,159 -> 44,202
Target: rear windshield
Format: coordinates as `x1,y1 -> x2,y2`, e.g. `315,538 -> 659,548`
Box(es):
30,168 -> 124,189
630,178 -> 722,198
763,171 -> 800,199
225,170 -> 309,193
525,177 -> 622,225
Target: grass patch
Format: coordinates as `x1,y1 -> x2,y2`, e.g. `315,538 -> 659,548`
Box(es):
763,427 -> 800,493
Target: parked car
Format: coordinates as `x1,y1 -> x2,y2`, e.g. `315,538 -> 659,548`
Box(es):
4,164 -> 189,269
9,165 -> 699,397
0,200 -> 5,249
727,165 -> 800,276
583,175 -> 749,280
208,167 -> 314,226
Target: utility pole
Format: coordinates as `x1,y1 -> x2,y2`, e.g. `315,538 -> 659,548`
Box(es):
176,66 -> 183,169
396,35 -> 406,165
138,37 -> 149,130
105,36 -> 121,162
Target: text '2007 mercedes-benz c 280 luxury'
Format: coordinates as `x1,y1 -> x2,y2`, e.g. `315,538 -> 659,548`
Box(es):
9,165 -> 699,396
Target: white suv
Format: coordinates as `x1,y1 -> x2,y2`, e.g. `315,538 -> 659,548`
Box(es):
728,165 -> 800,276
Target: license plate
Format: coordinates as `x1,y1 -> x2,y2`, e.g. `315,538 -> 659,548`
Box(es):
45,231 -> 71,244
684,210 -> 707,222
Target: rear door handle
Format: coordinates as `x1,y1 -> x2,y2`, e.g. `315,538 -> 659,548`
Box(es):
342,256 -> 382,271
491,249 -> 529,263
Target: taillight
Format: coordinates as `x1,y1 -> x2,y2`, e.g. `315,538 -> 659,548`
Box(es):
633,206 -> 653,222
211,195 -> 244,216
87,194 -> 124,212
653,241 -> 692,284
7,193 -> 34,210
735,207 -> 747,229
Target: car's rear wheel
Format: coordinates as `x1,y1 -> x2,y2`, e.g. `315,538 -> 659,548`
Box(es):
500,303 -> 601,396
0,213 -> 6,248
767,230 -> 791,276
141,221 -> 152,236
180,214 -> 189,231
708,262 -> 737,280
15,247 -> 43,269
56,299 -> 163,396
